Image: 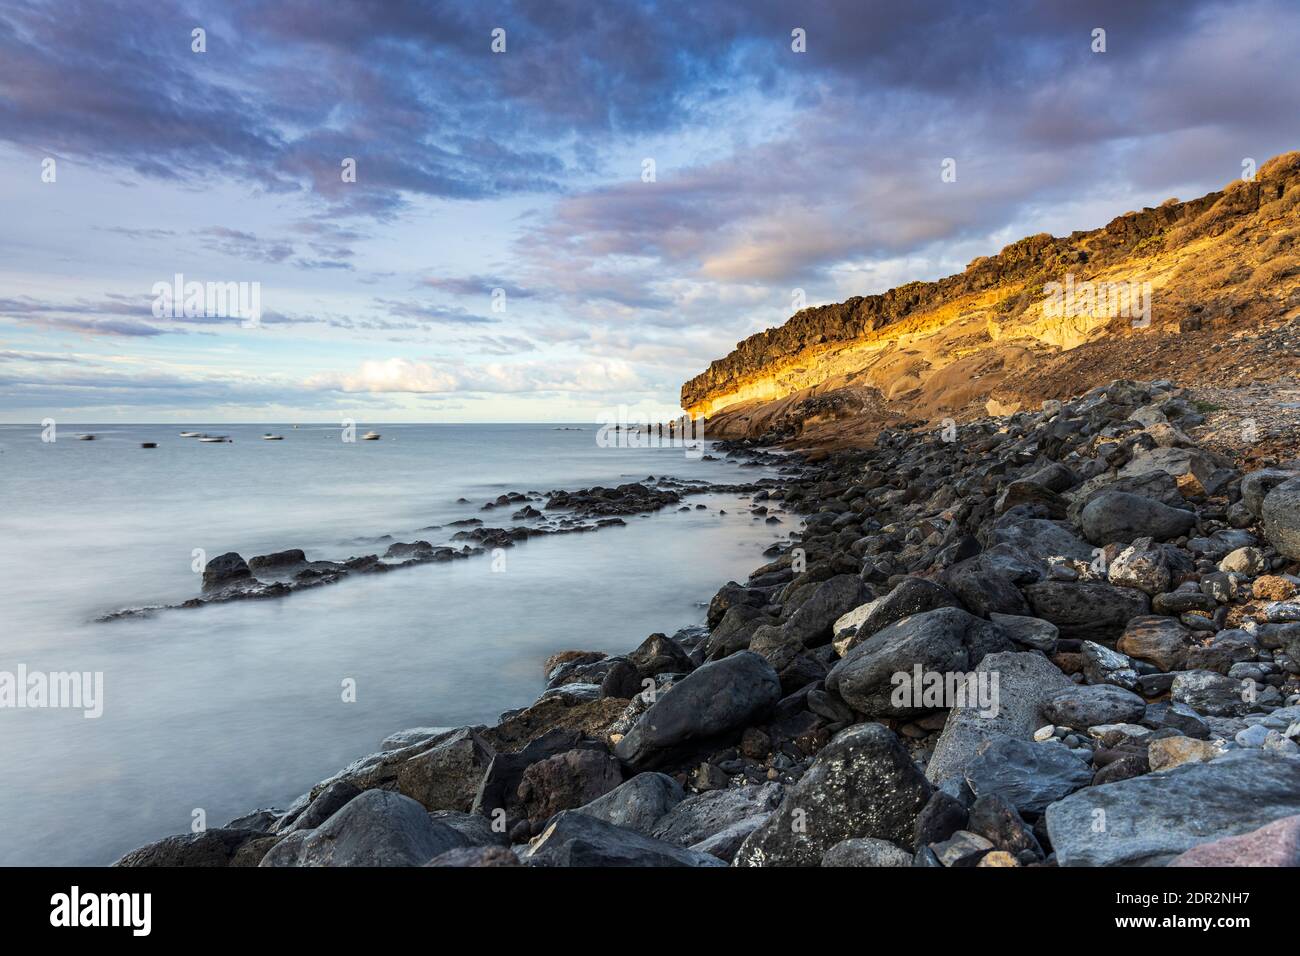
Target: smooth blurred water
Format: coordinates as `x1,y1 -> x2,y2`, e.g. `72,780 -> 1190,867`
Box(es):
0,423 -> 788,865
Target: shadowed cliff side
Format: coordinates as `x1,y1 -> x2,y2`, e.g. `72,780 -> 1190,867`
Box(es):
682,152 -> 1300,447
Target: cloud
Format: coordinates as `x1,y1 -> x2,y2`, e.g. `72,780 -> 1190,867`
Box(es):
310,355 -> 644,397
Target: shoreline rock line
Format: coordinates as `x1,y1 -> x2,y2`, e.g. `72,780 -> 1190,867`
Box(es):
117,379 -> 1300,868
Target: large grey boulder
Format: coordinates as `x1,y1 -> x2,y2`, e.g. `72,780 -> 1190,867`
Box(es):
1046,751 -> 1300,866
734,724 -> 932,867
826,607 -> 1013,716
1081,491 -> 1196,545
1171,670 -> 1257,717
1242,469 -> 1299,518
963,736 -> 1093,814
259,790 -> 468,866
615,651 -> 781,767
651,782 -> 783,848
926,651 -> 1073,785
520,811 -> 726,867
1042,683 -> 1147,728
573,772 -> 684,836
820,837 -> 912,867
1261,477 -> 1300,560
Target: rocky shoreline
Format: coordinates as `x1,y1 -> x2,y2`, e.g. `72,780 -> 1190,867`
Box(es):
116,379 -> 1300,868
99,467 -> 784,621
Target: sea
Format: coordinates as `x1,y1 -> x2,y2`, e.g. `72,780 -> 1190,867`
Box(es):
0,422 -> 788,865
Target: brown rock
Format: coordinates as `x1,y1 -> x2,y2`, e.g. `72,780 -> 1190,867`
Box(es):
976,850 -> 1021,867
516,748 -> 623,825
1147,736 -> 1221,771
1117,615 -> 1192,672
1253,575 -> 1297,602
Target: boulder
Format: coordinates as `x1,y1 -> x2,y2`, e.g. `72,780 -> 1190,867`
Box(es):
651,782 -> 783,848
833,577 -> 960,655
735,724 -> 933,866
573,772 -> 684,835
396,727 -> 494,812
1117,616 -> 1191,672
515,748 -> 624,826
425,846 -> 520,867
781,574 -> 869,645
1171,670 -> 1256,718
521,811 -> 726,867
259,790 -> 468,867
1045,750 -> 1300,866
615,651 -> 781,767
1080,491 -> 1196,545
114,828 -> 265,867
277,781 -> 361,835
1023,581 -> 1150,641
821,838 -> 912,867
1147,736 -> 1221,771
1261,477 -> 1300,560
926,650 -> 1073,785
201,552 -> 251,590
826,607 -> 1013,716
1167,814 -> 1300,867
1042,684 -> 1146,728
988,613 -> 1058,652
1241,468 -> 1300,518
963,736 -> 1093,814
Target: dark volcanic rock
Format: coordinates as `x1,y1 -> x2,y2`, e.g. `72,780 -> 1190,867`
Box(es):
259,790 -> 468,867
735,723 -> 933,866
114,828 -> 265,867
574,772 -> 685,835
615,651 -> 781,767
521,811 -> 726,867
826,607 -> 1013,717
1023,580 -> 1150,641
1080,491 -> 1196,545
836,577 -> 961,654
963,735 -> 1093,814
202,552 -> 251,589
1043,683 -> 1147,728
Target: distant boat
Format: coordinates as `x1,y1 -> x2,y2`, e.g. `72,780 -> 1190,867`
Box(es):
77,434 -> 96,441
179,431 -> 201,438
361,431 -> 381,440
198,436 -> 231,443
262,433 -> 284,440
141,442 -> 157,448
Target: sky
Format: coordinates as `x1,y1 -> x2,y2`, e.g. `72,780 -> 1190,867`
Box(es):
1,0 -> 1297,423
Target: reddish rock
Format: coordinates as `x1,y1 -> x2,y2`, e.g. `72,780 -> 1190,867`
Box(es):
1168,814 -> 1300,866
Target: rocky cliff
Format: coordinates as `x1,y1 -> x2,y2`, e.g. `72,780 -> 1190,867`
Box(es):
682,152 -> 1300,444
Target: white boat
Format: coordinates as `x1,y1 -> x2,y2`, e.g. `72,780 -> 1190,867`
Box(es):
179,431 -> 201,438
198,436 -> 232,443
361,431 -> 381,440
262,433 -> 284,440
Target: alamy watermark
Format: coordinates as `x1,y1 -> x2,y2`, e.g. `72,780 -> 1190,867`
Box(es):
0,665 -> 103,718
596,405 -> 706,460
1043,273 -> 1151,328
890,665 -> 1000,717
151,272 -> 262,328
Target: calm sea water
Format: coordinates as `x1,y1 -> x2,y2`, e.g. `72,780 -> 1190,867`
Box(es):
0,423 -> 787,865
